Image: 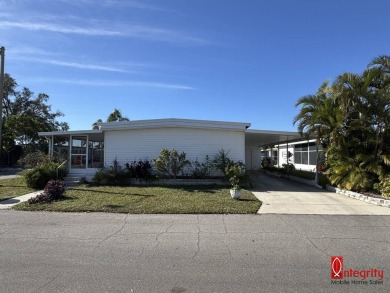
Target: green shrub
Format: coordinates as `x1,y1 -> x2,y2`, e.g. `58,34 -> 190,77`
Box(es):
266,165 -> 320,181
124,160 -> 153,179
18,151 -> 50,168
380,175 -> 390,198
318,173 -> 329,188
191,156 -> 213,179
291,169 -> 315,180
105,169 -> 129,185
23,162 -> 59,189
282,163 -> 295,173
92,169 -> 130,186
153,149 -> 190,178
212,149 -> 232,177
225,161 -> 249,189
92,169 -> 106,185
92,159 -> 155,185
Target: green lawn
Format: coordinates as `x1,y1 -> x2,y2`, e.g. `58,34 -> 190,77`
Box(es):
14,184 -> 261,214
0,177 -> 38,201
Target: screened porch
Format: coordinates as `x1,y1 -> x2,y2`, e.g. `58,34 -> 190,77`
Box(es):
39,130 -> 104,175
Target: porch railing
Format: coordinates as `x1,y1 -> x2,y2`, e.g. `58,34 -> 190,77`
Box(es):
57,159 -> 69,180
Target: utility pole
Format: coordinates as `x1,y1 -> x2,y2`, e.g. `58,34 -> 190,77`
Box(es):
0,46 -> 5,165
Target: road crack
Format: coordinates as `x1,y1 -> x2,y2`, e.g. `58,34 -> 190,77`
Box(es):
94,214 -> 129,250
31,272 -> 61,293
153,221 -> 174,248
192,215 -> 201,259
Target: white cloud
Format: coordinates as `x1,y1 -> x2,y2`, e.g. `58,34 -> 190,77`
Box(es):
10,54 -> 152,73
0,19 -> 209,45
0,21 -> 123,36
8,47 -> 62,57
55,0 -> 159,10
34,78 -> 195,90
45,60 -> 132,73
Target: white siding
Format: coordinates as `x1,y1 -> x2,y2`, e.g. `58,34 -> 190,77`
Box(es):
104,127 -> 246,167
278,145 -> 315,171
278,145 -> 294,166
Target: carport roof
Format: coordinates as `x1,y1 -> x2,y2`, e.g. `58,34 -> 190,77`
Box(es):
245,129 -> 304,147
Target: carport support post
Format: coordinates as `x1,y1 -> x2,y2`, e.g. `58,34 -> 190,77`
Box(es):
0,47 -> 5,164
49,135 -> 54,159
286,138 -> 289,178
315,139 -> 319,185
277,143 -> 280,169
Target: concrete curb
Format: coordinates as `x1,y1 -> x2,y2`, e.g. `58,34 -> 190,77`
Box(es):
326,185 -> 390,208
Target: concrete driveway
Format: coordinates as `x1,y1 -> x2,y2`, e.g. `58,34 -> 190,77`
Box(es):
252,172 -> 390,215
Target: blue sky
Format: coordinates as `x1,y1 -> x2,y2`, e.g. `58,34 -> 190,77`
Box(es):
1,0 -> 389,131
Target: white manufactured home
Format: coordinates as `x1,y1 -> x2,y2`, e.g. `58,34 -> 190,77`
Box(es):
39,118 -> 304,180
258,140 -> 321,172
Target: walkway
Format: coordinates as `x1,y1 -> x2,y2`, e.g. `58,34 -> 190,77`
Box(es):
251,172 -> 390,215
0,191 -> 42,209
0,170 -> 39,209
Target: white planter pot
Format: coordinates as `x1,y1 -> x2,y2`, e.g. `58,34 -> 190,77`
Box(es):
230,189 -> 241,199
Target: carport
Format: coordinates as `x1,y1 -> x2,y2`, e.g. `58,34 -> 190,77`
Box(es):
245,129 -> 302,170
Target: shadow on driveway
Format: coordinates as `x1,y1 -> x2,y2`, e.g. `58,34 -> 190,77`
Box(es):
249,171 -> 390,215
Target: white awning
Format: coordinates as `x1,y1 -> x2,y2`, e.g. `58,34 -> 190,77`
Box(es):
38,130 -> 104,141
245,129 -> 306,147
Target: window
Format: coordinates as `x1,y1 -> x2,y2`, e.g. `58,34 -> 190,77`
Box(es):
88,141 -> 104,168
272,150 -> 278,165
294,142 -> 317,166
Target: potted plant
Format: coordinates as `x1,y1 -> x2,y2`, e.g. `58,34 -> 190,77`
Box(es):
225,162 -> 246,199
230,184 -> 241,199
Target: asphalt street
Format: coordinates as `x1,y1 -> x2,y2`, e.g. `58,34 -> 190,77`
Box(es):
0,211 -> 389,292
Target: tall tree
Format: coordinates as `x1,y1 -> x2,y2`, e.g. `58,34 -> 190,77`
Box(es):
293,81 -> 343,183
92,108 -> 129,129
294,55 -> 390,193
92,119 -> 103,130
107,108 -> 129,122
1,74 -> 68,155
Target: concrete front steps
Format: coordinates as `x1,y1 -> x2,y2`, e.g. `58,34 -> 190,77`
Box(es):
63,175 -> 85,188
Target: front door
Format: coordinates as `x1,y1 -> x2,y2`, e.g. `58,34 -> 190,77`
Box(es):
70,136 -> 87,170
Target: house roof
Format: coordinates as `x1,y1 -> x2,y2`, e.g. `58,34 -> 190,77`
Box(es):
38,118 -> 305,146
99,118 -> 251,131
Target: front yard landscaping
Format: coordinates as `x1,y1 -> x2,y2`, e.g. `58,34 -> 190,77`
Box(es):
0,177 -> 38,201
13,184 -> 261,214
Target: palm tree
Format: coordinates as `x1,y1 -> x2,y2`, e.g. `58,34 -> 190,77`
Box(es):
293,81 -> 343,184
368,55 -> 390,158
107,108 -> 130,122
334,67 -> 389,156
92,119 -> 103,130
369,55 -> 390,75
294,55 -> 390,194
92,109 -> 129,129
